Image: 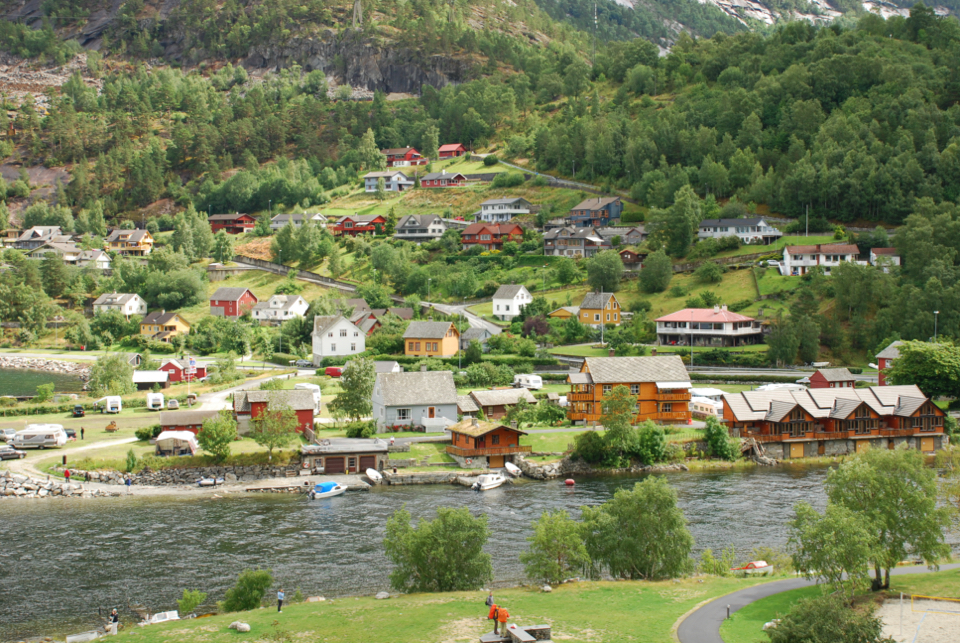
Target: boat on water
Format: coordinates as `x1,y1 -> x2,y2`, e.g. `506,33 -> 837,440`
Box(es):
504,462 -> 522,478
197,477 -> 224,487
472,472 -> 506,491
309,481 -> 347,499
366,468 -> 383,484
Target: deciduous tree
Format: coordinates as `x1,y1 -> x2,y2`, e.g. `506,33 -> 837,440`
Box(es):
329,357 -> 375,421
197,410 -> 237,463
249,399 -> 299,461
585,250 -> 623,292
520,509 -> 590,585
88,353 -> 136,396
638,250 -> 672,293
885,340 -> 960,399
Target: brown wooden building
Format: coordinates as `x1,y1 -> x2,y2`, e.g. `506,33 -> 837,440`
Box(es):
467,388 -> 537,420
808,367 -> 856,389
301,439 -> 389,474
722,384 -> 945,459
446,418 -> 531,468
567,356 -> 692,425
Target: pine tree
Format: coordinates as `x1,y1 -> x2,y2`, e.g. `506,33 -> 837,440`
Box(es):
421,124 -> 440,159
87,201 -> 108,237
272,221 -> 297,264
358,128 -> 386,170
328,244 -> 343,278
212,230 -> 235,263
41,254 -> 69,298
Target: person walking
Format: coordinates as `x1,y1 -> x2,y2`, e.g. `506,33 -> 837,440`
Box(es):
277,588 -> 284,613
125,474 -> 132,495
488,603 -> 499,635
64,469 -> 71,483
109,608 -> 119,635
80,427 -> 85,440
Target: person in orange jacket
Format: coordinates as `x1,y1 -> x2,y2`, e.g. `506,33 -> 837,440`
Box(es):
497,605 -> 510,634
488,603 -> 499,634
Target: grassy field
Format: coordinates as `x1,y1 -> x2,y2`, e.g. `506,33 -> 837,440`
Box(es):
712,235 -> 837,260
176,271 -> 332,325
720,567 -> 960,643
114,577 -> 773,643
754,267 -> 805,298
469,285 -> 589,319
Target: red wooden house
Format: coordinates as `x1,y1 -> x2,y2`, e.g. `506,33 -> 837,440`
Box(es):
210,287 -> 259,318
159,358 -> 208,383
461,222 -> 524,251
421,170 -> 466,188
330,214 -> 387,237
208,213 -> 257,234
438,143 -> 467,158
446,418 -> 532,468
381,147 -> 428,167
876,341 -> 902,386
159,409 -> 219,435
234,390 -> 315,433
809,368 -> 856,389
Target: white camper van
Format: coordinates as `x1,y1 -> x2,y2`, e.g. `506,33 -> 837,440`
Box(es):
146,392 -> 165,411
98,396 -> 122,413
12,424 -> 67,449
294,383 -> 322,413
513,374 -> 543,390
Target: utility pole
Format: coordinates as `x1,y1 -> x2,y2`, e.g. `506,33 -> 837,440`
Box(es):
805,204 -> 809,238
934,310 -> 940,342
600,288 -> 605,346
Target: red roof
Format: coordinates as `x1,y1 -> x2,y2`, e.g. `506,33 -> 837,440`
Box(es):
785,243 -> 859,254
438,144 -> 465,152
872,247 -> 898,255
462,222 -> 524,236
655,308 -> 755,323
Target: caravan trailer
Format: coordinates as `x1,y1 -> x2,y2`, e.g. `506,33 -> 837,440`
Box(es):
98,396 -> 122,413
146,392 -> 165,411
294,383 -> 322,413
513,374 -> 543,390
12,424 -> 68,449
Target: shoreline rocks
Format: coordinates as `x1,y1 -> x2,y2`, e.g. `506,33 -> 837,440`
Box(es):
0,356 -> 91,381
53,464 -> 303,486
0,470 -> 119,499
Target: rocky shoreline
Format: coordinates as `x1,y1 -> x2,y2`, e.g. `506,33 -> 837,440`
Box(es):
0,356 -> 90,381
52,463 -> 303,486
517,455 -> 690,479
1,471 -> 119,499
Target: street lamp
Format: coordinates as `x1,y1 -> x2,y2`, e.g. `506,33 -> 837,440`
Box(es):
934,310 -> 940,342
427,277 -> 432,300
459,298 -> 466,372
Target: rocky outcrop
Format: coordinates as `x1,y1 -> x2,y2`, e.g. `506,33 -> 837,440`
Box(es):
0,356 -> 90,381
54,463 -> 303,486
0,470 -> 119,499
516,455 -> 563,480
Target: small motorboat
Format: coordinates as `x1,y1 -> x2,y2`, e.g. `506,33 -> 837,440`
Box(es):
504,462 -> 522,478
472,472 -> 506,491
309,481 -> 347,499
366,468 -> 383,484
197,477 -> 224,487
140,610 -> 180,626
730,560 -> 773,575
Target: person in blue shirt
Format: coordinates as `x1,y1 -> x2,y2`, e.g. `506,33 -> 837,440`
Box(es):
277,588 -> 284,613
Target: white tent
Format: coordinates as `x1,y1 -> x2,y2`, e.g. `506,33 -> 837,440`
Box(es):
155,430 -> 198,456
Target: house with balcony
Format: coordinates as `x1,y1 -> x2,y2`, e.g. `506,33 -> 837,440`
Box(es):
543,226 -> 608,257
467,388 -> 537,420
461,222 -> 524,252
14,226 -> 64,250
568,197 -> 623,227
655,305 -> 762,347
330,214 -> 387,237
106,229 -> 154,256
363,171 -> 414,193
28,241 -> 83,263
475,197 -> 532,223
780,243 -> 865,276
698,217 -> 783,245
270,213 -> 327,231
567,356 -> 692,425
578,292 -> 621,327
210,287 -> 258,318
93,293 -> 148,319
876,340 -> 903,386
722,384 -> 946,459
393,214 -> 447,243
870,247 -> 901,272
251,294 -> 309,325
311,315 -> 365,365
809,368 -> 855,389
446,418 -> 531,468
140,311 -> 190,342
381,147 -> 427,167
619,248 -> 645,268
403,321 -> 460,357
438,143 -> 467,158
421,170 -> 467,188
208,213 -> 257,234
492,284 -> 532,321
372,370 -> 458,432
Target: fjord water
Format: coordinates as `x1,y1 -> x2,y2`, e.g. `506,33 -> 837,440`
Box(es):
1,466 -> 836,639
0,368 -> 84,396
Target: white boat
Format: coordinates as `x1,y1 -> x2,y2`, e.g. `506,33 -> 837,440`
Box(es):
472,472 -> 506,491
504,462 -> 522,478
309,481 -> 347,499
141,611 -> 180,626
197,477 -> 224,487
366,468 -> 383,484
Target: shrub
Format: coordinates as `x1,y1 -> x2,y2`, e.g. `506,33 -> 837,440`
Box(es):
768,595 -> 886,643
125,448 -> 138,472
222,569 -> 274,612
574,431 -> 606,463
492,172 -> 525,188
270,352 -> 300,365
344,420 -> 377,438
135,424 -> 163,442
482,154 -> 499,166
177,589 -> 207,615
704,416 -> 739,460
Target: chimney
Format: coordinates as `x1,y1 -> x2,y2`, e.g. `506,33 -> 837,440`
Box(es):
420,364 -> 428,373
713,305 -> 720,313
721,304 -> 728,312
651,348 -> 657,356
441,169 -> 446,175
510,421 -> 518,430
472,418 -> 479,427
609,348 -> 615,357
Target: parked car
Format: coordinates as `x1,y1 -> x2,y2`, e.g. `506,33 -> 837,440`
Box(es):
63,428 -> 77,440
0,428 -> 17,442
324,367 -> 343,378
72,405 -> 85,417
295,359 -> 313,368
167,399 -> 180,410
0,445 -> 26,460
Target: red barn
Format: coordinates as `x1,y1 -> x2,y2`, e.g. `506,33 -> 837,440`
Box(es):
159,409 -> 220,435
210,287 -> 258,318
809,368 -> 856,389
160,358 -> 208,383
381,147 -> 427,167
208,213 -> 257,234
438,143 -> 466,159
421,170 -> 466,188
876,341 -> 903,386
233,390 -> 316,433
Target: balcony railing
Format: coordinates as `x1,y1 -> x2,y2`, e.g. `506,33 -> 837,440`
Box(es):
568,392 -> 594,402
446,445 -> 533,458
655,393 -> 691,402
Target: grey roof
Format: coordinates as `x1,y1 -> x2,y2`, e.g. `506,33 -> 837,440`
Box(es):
876,340 -> 904,360
211,287 -> 255,302
699,218 -> 768,227
544,226 -> 602,240
132,371 -> 169,384
422,171 -> 466,181
469,388 -> 537,407
313,315 -> 356,336
18,225 -> 61,240
765,400 -> 799,422
403,321 -> 455,339
568,372 -> 591,384
581,292 -> 617,310
160,410 -> 219,426
596,227 -> 645,239
374,361 -> 401,373
894,396 -> 928,417
397,214 -> 442,227
207,213 -> 252,221
302,438 -> 388,455
481,197 -> 531,207
364,171 -> 410,179
106,229 -> 150,243
583,356 -> 689,385
334,298 -> 370,313
252,295 -> 305,312
816,368 -> 854,382
234,389 -> 316,413
572,197 -> 620,211
829,398 -> 864,420
723,385 -> 931,423
376,371 -> 457,406
93,293 -> 140,306
461,327 -> 491,341
142,311 -> 185,325
458,395 -> 480,413
492,284 -> 527,300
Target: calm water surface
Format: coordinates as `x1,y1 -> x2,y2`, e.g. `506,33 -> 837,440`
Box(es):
0,368 -> 84,396
1,465 -> 840,639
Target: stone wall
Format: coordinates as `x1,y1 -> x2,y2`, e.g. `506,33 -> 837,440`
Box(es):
54,463 -> 303,486
383,471 -> 461,485
1,471 -> 118,499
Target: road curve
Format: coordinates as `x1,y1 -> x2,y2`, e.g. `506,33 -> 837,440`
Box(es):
675,563 -> 960,643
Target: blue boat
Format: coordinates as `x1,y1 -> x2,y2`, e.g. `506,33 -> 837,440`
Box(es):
308,481 -> 347,499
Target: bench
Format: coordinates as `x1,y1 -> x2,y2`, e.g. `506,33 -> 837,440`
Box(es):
505,625 -> 536,643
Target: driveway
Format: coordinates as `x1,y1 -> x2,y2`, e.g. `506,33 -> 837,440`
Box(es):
675,563 -> 960,643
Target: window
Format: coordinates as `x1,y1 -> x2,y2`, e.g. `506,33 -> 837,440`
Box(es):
602,384 -> 612,394
606,314 -> 610,321
340,329 -> 347,337
350,343 -> 356,351
630,384 -> 640,395
415,342 -> 421,351
330,343 -> 336,352
397,408 -> 411,420
594,314 -> 600,322
492,435 -> 500,445
328,332 -> 333,337
408,341 -> 415,351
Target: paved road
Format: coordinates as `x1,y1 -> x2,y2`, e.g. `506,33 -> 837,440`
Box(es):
428,302 -> 504,336
675,563 -> 960,643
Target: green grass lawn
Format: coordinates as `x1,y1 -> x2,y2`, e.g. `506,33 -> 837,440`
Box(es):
754,267 -> 805,298
114,577 -> 773,643
711,235 -> 837,260
391,442 -> 456,464
176,271 -> 332,325
720,567 -> 960,643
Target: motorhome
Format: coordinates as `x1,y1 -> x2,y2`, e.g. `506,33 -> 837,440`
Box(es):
98,396 -> 123,413
12,424 -> 68,449
294,383 -> 322,412
146,392 -> 165,411
513,374 -> 543,390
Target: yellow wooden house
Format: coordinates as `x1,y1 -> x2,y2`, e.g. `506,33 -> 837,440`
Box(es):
140,311 -> 191,342
106,229 -> 154,256
578,292 -> 621,326
403,321 -> 460,358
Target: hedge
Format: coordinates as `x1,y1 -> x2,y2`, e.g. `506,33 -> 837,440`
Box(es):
689,373 -> 802,384
270,352 -> 302,365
